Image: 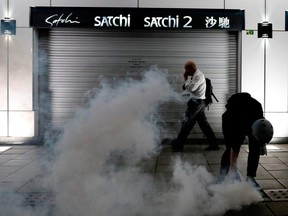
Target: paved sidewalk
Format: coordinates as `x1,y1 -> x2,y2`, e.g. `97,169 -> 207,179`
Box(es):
0,144 -> 287,215
158,144 -> 288,216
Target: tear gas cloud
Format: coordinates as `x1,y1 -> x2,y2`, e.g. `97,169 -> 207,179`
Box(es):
0,67 -> 262,216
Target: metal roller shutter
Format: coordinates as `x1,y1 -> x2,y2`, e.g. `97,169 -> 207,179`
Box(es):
37,29 -> 238,139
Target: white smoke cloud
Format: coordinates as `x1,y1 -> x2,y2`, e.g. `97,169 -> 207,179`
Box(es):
170,158 -> 262,216
0,67 -> 263,215
46,67 -> 262,216
46,67 -> 177,215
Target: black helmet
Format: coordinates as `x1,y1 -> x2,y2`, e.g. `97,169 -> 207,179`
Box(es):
252,118 -> 274,143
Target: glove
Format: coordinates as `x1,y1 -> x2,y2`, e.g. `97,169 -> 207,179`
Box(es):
259,143 -> 267,156
182,84 -> 186,90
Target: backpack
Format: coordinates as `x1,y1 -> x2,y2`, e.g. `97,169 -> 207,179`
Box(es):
204,78 -> 219,109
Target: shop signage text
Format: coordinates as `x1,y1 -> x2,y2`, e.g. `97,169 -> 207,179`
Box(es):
30,7 -> 245,31
94,14 -> 131,27
45,13 -> 81,27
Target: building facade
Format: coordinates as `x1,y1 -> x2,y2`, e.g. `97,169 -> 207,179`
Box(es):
0,0 -> 288,143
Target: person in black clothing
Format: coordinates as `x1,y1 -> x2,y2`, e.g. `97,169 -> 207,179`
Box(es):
219,92 -> 273,187
171,61 -> 219,152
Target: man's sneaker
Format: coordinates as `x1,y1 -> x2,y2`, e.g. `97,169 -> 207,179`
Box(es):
171,139 -> 183,152
246,176 -> 262,190
216,174 -> 226,184
205,145 -> 220,151
171,146 -> 183,152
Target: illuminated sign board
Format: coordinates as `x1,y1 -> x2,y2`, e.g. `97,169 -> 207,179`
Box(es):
30,7 -> 245,30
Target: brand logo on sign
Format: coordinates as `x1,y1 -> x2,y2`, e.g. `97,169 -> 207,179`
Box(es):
143,15 -> 180,28
45,13 -> 80,27
94,14 -> 131,27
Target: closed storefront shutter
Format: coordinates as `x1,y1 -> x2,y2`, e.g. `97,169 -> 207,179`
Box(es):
37,29 -> 238,139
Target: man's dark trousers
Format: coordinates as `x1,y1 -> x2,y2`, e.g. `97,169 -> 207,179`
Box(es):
220,110 -> 261,177
172,99 -> 217,150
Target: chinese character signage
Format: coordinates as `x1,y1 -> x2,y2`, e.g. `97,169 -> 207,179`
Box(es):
30,7 -> 245,31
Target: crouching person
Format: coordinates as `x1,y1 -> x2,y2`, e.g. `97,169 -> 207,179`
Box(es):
219,93 -> 273,188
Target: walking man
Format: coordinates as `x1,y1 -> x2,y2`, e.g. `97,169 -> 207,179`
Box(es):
171,61 -> 219,152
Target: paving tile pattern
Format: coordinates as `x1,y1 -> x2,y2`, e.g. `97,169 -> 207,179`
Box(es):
0,144 -> 287,215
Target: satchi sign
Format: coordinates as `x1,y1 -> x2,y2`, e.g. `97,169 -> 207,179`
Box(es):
30,7 -> 245,31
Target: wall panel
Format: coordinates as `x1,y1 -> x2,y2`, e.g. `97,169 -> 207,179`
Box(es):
241,31 -> 265,106
0,34 -> 8,136
9,28 -> 33,110
51,0 -> 137,7
0,112 -> 8,136
9,111 -> 35,136
10,0 -> 50,27
265,113 -> 288,139
266,32 -> 288,112
0,37 -> 8,111
226,0 -> 265,30
0,0 -> 7,17
266,0 -> 288,31
139,0 -> 223,8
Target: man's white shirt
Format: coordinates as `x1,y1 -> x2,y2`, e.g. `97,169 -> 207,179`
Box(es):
182,69 -> 206,100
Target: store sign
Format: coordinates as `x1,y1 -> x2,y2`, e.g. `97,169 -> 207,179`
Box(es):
30,7 -> 244,30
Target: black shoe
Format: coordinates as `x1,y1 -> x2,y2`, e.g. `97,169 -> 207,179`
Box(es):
246,176 -> 262,190
170,139 -> 183,152
171,146 -> 183,152
205,145 -> 220,151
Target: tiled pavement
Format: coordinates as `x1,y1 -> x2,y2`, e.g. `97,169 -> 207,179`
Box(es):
0,144 -> 287,215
